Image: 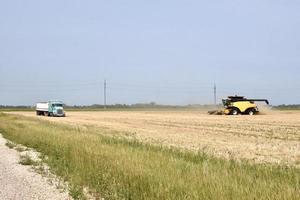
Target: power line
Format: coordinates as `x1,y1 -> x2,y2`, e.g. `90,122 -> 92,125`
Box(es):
104,79 -> 107,109
214,83 -> 217,105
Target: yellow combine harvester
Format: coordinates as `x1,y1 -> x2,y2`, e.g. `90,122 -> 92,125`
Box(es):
209,96 -> 269,115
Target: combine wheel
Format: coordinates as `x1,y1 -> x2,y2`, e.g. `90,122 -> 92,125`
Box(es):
248,108 -> 256,116
230,108 -> 239,115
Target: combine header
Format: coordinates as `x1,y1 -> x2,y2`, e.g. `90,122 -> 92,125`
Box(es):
209,96 -> 269,115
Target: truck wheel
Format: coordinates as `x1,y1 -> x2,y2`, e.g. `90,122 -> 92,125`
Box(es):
230,108 -> 239,115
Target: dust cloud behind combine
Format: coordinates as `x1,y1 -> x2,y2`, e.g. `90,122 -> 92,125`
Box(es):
10,110 -> 300,166
256,103 -> 276,115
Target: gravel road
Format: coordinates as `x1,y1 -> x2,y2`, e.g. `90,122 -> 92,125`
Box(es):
0,134 -> 70,200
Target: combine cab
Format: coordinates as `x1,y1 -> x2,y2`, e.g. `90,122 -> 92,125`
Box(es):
209,96 -> 269,115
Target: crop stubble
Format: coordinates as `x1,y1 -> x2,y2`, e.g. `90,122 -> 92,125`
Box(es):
12,111 -> 300,165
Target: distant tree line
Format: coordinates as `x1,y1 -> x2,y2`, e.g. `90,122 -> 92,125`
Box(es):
0,105 -> 32,108
0,102 -> 216,110
65,102 -> 187,109
1,103 -> 299,110
273,104 -> 300,110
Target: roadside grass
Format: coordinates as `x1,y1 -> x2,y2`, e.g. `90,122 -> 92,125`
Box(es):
6,141 -> 27,152
19,154 -> 38,166
0,113 -> 300,200
5,141 -> 16,149
14,146 -> 28,152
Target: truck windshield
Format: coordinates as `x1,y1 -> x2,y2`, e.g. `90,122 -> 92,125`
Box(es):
52,104 -> 63,107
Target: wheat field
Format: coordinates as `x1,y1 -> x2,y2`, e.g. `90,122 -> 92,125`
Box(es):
11,110 -> 300,166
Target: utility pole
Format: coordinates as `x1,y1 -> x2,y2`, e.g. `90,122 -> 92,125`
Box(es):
214,83 -> 217,106
104,79 -> 107,109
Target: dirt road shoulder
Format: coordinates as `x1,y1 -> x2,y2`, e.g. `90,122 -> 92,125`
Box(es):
0,134 -> 70,200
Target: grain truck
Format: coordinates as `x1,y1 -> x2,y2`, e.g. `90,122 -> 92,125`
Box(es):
36,100 -> 66,117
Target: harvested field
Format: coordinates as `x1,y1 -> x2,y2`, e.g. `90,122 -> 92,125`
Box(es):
10,110 -> 300,166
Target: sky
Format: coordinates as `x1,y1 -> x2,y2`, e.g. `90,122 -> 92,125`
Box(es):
1,0 -> 300,106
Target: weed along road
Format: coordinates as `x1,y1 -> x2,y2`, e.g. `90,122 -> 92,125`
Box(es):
11,110 -> 300,166
0,134 -> 70,200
